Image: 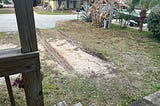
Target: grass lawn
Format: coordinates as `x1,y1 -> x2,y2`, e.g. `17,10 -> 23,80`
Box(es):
34,7 -> 75,15
0,8 -> 15,14
55,20 -> 160,105
0,21 -> 160,106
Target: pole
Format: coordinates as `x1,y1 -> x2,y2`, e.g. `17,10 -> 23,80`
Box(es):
5,76 -> 15,106
108,0 -> 114,28
14,0 -> 44,105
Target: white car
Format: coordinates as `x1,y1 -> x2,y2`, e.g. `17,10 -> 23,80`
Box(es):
129,20 -> 138,27
3,4 -> 14,8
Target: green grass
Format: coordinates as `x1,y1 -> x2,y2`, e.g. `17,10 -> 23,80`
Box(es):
0,32 -> 19,45
43,74 -> 100,105
0,8 -> 15,14
55,20 -> 160,105
0,32 -> 6,38
34,7 -> 75,15
0,21 -> 160,106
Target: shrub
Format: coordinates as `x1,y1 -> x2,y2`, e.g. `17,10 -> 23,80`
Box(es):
0,3 -> 3,8
147,6 -> 160,37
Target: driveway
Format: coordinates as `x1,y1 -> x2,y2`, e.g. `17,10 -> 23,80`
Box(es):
0,12 -> 77,32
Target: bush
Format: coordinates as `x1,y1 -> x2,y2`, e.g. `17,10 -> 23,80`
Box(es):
147,6 -> 160,37
0,3 -> 3,8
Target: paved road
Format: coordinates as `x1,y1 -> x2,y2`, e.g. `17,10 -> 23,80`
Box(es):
0,12 -> 77,32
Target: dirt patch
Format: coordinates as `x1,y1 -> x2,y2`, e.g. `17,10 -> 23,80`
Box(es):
49,38 -> 116,79
39,29 -> 117,82
0,43 -> 17,49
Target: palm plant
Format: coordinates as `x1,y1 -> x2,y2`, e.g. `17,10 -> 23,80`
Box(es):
138,0 -> 160,31
124,0 -> 159,31
149,0 -> 160,8
3,0 -> 11,4
118,0 -> 139,28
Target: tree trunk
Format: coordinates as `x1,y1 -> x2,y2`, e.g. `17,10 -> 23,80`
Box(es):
139,19 -> 143,31
139,8 -> 146,31
57,0 -> 62,10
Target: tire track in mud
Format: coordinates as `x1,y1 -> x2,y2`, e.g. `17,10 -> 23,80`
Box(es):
37,29 -> 116,80
37,29 -> 74,72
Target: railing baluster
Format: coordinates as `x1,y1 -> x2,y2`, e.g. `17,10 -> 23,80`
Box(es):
5,76 -> 15,106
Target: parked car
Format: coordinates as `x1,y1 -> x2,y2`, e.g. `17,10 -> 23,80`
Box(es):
3,4 -> 14,8
129,20 -> 138,27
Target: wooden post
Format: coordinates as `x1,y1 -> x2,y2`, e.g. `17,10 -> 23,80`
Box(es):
13,0 -> 44,105
5,76 -> 15,106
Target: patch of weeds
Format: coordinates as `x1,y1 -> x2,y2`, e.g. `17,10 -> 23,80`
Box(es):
0,85 -> 26,106
0,8 -> 15,14
0,86 -> 10,106
0,32 -> 19,45
113,57 -> 125,66
43,74 -> 101,105
13,88 -> 26,106
0,32 -> 6,39
55,20 -> 160,105
34,8 -> 74,15
154,85 -> 160,90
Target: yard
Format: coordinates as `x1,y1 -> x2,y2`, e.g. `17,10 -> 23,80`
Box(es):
0,8 -> 14,14
55,20 -> 160,105
0,20 -> 160,106
34,7 -> 75,15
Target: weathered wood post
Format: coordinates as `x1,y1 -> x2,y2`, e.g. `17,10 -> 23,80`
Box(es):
13,0 -> 44,105
5,76 -> 15,106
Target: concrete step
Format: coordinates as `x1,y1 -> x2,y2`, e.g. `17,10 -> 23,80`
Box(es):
131,91 -> 160,106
